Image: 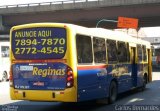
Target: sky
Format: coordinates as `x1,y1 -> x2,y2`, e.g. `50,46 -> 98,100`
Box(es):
0,0 -> 160,37
141,27 -> 160,37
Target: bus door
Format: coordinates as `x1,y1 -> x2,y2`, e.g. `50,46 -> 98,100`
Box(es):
148,49 -> 152,82
131,47 -> 137,87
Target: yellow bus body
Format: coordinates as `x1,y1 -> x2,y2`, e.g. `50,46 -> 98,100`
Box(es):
10,23 -> 78,102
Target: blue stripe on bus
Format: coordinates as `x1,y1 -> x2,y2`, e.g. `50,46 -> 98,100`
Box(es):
77,68 -> 111,101
77,64 -> 145,101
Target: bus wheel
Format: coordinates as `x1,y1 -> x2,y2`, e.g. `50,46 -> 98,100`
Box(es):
108,81 -> 117,104
2,71 -> 8,82
141,75 -> 147,91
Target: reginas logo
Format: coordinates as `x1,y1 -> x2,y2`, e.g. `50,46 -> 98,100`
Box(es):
32,67 -> 65,77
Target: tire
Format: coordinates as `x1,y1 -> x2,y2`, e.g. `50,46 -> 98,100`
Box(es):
141,75 -> 147,91
2,71 -> 8,82
108,81 -> 117,104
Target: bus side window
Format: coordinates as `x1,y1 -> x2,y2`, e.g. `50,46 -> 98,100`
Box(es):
117,41 -> 128,63
93,37 -> 106,63
107,39 -> 118,64
137,44 -> 143,62
142,45 -> 147,62
76,35 -> 93,64
126,43 -> 130,62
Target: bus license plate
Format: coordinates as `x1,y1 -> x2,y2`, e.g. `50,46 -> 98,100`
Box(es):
33,81 -> 45,86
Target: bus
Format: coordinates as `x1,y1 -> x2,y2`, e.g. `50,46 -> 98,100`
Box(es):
0,41 -> 10,82
152,45 -> 160,68
10,23 -> 152,103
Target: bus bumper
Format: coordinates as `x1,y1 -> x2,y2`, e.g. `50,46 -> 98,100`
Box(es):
10,87 -> 77,102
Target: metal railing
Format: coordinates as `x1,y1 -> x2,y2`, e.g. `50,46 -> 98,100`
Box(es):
0,0 -> 100,8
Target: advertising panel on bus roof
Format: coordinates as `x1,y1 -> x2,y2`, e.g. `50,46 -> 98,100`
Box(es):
11,27 -> 67,59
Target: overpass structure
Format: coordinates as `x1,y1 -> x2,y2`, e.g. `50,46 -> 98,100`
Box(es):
1,0 -> 160,35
